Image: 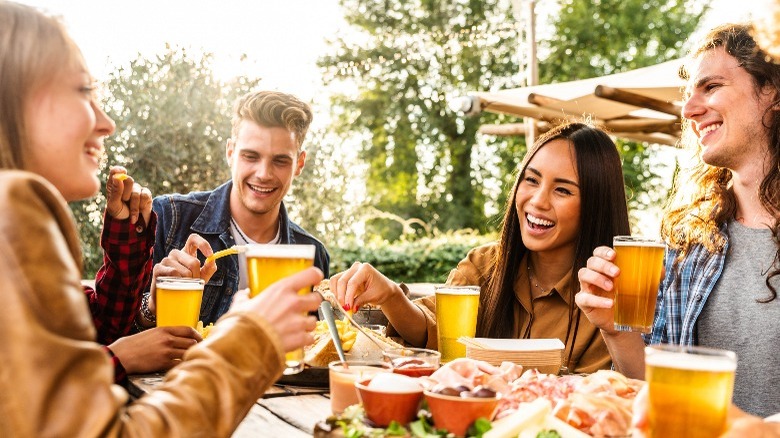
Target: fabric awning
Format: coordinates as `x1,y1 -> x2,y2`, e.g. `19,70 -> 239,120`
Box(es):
473,59 -> 686,146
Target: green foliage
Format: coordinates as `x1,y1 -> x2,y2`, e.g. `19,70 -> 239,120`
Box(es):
71,46 -> 261,276
540,0 -> 707,81
321,0 -> 706,241
329,230 -> 496,282
285,127 -> 358,247
539,0 -> 707,227
320,0 -> 526,239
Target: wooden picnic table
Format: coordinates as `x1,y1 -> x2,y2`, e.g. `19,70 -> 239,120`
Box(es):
124,286 -> 440,436
128,374 -> 333,437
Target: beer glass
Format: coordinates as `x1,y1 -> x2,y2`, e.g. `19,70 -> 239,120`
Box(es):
246,244 -> 315,374
612,236 -> 665,333
645,344 -> 737,438
434,285 -> 480,362
156,277 -> 205,328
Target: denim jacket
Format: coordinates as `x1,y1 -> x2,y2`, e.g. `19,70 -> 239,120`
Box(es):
149,181 -> 330,324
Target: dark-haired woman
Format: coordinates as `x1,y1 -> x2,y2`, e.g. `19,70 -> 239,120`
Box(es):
331,121 -> 630,373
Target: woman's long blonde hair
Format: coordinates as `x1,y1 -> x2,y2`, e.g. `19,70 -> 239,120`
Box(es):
0,1 -> 84,170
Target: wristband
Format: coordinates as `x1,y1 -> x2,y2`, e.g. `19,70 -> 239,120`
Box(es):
140,292 -> 156,325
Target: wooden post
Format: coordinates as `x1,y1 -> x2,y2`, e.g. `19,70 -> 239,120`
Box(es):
511,0 -> 538,145
525,0 -> 537,145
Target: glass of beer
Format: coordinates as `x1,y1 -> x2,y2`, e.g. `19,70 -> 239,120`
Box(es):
612,236 -> 665,333
156,277 -> 205,328
435,285 -> 480,363
645,344 -> 737,438
246,244 -> 316,375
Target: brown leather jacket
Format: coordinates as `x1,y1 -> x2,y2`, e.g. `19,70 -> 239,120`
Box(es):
0,171 -> 285,437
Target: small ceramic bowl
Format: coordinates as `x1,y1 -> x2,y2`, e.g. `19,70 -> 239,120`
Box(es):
423,390 -> 499,437
383,347 -> 441,378
355,376 -> 424,427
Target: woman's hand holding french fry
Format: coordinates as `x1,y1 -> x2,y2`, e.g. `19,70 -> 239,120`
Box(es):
105,165 -> 152,232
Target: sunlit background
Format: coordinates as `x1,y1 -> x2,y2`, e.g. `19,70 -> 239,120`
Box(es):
17,0 -> 766,278
22,0 -> 754,102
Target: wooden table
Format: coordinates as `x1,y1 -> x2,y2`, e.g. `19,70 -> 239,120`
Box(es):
128,374 -> 333,437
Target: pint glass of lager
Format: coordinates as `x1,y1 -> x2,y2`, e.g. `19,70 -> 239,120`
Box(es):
645,344 -> 737,438
434,285 -> 480,362
612,236 -> 665,333
156,277 -> 205,328
246,244 -> 316,374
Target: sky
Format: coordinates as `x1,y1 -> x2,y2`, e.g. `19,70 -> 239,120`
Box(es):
20,0 -> 347,102
19,0 -> 758,103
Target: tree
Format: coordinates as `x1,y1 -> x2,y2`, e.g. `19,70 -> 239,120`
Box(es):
540,0 -> 707,82
319,0 -> 526,240
71,46 -> 261,276
321,0 -> 706,239
540,0 -> 708,223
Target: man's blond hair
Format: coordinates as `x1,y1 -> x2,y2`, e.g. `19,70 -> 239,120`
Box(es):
231,90 -> 313,150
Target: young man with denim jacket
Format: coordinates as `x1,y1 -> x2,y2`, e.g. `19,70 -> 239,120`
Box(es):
137,90 -> 329,326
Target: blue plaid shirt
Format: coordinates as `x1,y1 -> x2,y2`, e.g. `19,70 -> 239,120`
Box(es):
645,225 -> 729,346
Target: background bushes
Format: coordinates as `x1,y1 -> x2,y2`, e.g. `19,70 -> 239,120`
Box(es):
328,230 -> 497,282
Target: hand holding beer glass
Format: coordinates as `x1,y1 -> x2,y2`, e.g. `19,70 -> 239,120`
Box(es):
435,285 -> 480,362
246,244 -> 316,374
612,236 -> 665,333
645,344 -> 737,438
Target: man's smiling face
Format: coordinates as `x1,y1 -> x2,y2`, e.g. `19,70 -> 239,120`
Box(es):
227,119 -> 305,218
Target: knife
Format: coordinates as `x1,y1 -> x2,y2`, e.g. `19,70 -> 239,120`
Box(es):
319,301 -> 348,365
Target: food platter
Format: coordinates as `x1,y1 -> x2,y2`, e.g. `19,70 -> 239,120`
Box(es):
310,361 -> 644,438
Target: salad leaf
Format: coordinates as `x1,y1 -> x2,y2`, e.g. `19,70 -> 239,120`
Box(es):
466,417 -> 492,438
386,421 -> 408,436
535,430 -> 562,438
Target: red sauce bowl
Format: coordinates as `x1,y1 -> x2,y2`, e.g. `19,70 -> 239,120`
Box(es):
383,347 -> 441,377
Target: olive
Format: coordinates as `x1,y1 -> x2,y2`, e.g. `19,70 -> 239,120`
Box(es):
432,385 -> 462,397
460,386 -> 496,398
453,385 -> 471,394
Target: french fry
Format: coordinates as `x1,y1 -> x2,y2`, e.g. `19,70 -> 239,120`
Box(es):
312,319 -> 356,349
196,321 -> 214,339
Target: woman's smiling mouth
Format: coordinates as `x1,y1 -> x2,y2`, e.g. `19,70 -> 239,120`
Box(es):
526,213 -> 554,230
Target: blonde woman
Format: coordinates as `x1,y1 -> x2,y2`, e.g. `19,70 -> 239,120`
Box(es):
0,2 -> 321,435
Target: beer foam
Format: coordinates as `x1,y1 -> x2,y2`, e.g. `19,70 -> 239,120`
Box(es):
646,351 -> 736,372
245,244 -> 316,259
435,286 -> 480,295
156,280 -> 204,290
613,237 -> 666,248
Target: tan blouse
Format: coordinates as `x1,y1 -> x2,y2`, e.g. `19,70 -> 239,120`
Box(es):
402,242 -> 611,374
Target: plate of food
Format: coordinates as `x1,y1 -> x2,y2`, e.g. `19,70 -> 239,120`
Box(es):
276,301 -> 404,388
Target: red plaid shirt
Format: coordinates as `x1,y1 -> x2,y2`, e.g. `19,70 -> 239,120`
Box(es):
82,212 -> 156,384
